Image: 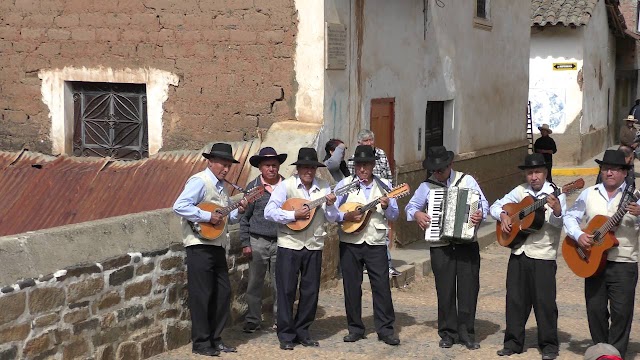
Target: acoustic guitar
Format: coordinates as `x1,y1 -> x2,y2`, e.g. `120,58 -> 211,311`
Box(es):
563,189 -> 640,278
339,183 -> 411,234
283,179 -> 360,231
496,178 -> 584,248
192,186 -> 265,240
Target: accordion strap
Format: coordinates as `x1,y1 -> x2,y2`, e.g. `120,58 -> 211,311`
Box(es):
453,172 -> 467,187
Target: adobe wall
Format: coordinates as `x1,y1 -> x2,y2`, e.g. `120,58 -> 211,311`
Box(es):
0,0 -> 297,154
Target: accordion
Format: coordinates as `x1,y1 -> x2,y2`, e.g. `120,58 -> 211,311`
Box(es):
425,186 -> 481,244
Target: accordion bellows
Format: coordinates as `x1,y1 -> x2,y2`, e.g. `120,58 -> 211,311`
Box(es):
426,186 -> 480,244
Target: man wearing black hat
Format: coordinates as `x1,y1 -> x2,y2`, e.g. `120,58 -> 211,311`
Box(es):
334,145 -> 400,346
241,147 -> 287,333
564,149 -> 640,358
490,153 -> 565,360
264,147 -> 339,350
405,145 -> 489,351
173,143 -> 248,357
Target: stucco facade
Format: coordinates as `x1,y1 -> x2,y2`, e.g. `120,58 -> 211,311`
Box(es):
529,0 -> 620,165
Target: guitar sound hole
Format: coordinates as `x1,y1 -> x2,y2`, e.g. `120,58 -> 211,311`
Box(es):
518,211 -> 525,220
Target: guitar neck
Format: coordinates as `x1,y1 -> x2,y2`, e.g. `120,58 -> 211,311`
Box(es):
599,192 -> 637,235
521,188 -> 560,217
217,198 -> 245,216
360,198 -> 382,213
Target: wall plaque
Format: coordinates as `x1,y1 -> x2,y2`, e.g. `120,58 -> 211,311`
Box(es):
326,22 -> 347,70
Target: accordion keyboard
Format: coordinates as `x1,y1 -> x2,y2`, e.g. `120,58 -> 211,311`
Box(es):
425,188 -> 445,242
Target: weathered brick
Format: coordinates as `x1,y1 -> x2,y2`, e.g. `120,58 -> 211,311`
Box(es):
46,28 -> 71,40
54,14 -> 80,28
68,277 -> 104,303
35,42 -> 60,56
175,30 -> 202,42
258,30 -> 285,44
159,13 -> 184,27
71,28 -> 96,41
53,328 -> 72,345
127,316 -> 152,332
96,28 -> 119,42
0,322 -> 30,343
62,338 -> 88,360
104,13 -> 131,27
102,255 -> 131,271
23,333 -> 51,358
184,14 -> 213,28
64,307 -> 90,324
0,292 -> 26,325
140,333 -> 164,358
159,256 -> 183,270
157,272 -> 185,287
109,266 -> 133,286
64,263 -> 101,279
29,287 -> 65,314
68,300 -> 89,309
0,346 -> 17,360
135,262 -> 154,276
23,14 -> 54,27
100,312 -> 116,328
230,30 -> 256,43
116,341 -> 140,360
130,14 -> 159,27
121,30 -> 147,42
145,298 -> 163,310
73,318 -> 99,334
166,323 -> 191,350
33,313 -> 60,327
141,248 -> 169,258
21,28 -> 45,40
96,344 -> 115,360
117,304 -> 143,322
201,29 -> 229,42
199,0 -> 225,11
92,325 -> 125,347
124,280 -> 152,300
94,291 -> 121,312
0,26 -> 20,40
157,308 -> 179,320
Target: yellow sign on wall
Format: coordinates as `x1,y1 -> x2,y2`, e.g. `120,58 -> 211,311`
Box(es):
552,62 -> 577,71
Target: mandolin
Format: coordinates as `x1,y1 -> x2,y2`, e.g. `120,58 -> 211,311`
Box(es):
283,179 -> 360,231
192,186 -> 265,240
339,183 -> 410,234
496,178 -> 584,248
563,189 -> 640,278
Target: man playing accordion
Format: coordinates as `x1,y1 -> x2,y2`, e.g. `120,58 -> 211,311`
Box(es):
405,146 -> 489,351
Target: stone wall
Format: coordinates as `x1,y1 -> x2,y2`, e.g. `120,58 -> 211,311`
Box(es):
0,0 -> 297,154
0,245 -> 191,360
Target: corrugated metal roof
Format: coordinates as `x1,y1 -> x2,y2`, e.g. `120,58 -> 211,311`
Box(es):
0,140 -> 261,237
531,0 -> 598,27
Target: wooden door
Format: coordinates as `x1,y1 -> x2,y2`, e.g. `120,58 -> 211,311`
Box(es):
370,98 -> 396,248
370,98 -> 395,172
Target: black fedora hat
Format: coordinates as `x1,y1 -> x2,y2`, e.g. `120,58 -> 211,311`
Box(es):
595,149 -> 631,169
350,145 -> 379,163
249,147 -> 287,168
292,148 -> 326,167
423,146 -> 454,170
202,143 -> 240,163
518,153 -> 547,170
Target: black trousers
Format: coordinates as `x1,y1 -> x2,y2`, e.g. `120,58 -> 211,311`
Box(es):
340,242 -> 395,337
545,164 -> 553,183
430,242 -> 480,343
585,261 -> 638,357
185,245 -> 231,351
275,246 -> 322,343
503,254 -> 558,355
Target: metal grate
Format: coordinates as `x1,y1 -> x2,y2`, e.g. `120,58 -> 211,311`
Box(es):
72,82 -> 149,160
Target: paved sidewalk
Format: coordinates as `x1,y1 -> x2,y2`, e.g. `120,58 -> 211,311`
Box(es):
151,174 -> 640,359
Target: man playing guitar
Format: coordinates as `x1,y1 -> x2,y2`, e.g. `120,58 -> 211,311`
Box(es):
564,149 -> 640,358
335,145 -> 400,346
264,148 -> 338,351
173,143 -> 248,357
490,153 -> 565,360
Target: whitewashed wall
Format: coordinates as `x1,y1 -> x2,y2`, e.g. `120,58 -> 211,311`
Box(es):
529,27 -> 583,134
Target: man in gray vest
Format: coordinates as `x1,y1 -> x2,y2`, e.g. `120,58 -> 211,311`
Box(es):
264,148 -> 338,350
173,143 -> 247,357
335,145 -> 400,346
241,147 -> 287,333
405,145 -> 489,351
564,149 -> 640,358
490,153 -> 565,360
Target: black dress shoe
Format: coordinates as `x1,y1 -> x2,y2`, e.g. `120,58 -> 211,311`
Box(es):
497,348 -> 516,356
212,343 -> 237,353
462,341 -> 481,350
298,338 -> 320,347
541,353 -> 558,360
279,341 -> 295,350
439,338 -> 454,348
192,347 -> 220,357
377,334 -> 400,346
343,333 -> 365,342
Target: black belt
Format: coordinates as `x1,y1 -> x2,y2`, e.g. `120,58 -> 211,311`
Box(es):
250,233 -> 277,242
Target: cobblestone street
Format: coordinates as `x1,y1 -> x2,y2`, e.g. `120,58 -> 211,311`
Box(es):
151,174 -> 640,360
